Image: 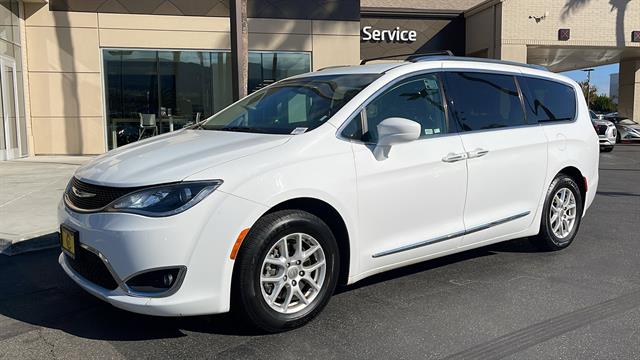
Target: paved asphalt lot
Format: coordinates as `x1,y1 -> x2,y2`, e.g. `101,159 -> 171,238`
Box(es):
1,146 -> 639,360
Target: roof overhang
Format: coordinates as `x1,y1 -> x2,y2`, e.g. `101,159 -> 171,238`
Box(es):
527,46 -> 640,72
361,7 -> 463,18
464,0 -> 502,17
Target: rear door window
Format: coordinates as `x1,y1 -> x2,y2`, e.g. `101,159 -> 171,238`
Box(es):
443,72 -> 526,131
519,77 -> 576,123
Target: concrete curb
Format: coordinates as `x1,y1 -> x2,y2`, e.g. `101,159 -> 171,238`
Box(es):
0,232 -> 59,256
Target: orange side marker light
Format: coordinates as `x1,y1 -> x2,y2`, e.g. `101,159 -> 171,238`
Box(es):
230,228 -> 250,260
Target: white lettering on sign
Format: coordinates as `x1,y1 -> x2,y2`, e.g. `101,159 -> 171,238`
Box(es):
361,26 -> 418,43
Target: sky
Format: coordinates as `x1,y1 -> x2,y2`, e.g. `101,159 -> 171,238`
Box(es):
562,63 -> 619,96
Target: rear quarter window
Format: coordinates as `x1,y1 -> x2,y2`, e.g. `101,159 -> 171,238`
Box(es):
519,77 -> 576,123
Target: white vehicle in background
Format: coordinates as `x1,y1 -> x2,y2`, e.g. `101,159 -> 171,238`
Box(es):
58,54 -> 599,332
590,110 -> 616,152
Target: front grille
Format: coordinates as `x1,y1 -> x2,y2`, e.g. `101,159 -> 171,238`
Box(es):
66,246 -> 119,290
596,124 -> 608,135
65,177 -> 139,211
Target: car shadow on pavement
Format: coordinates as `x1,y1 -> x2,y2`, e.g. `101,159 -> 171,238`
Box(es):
0,238 -> 540,341
0,248 -> 264,340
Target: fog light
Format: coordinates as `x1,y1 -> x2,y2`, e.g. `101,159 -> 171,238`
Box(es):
163,273 -> 174,287
125,267 -> 185,295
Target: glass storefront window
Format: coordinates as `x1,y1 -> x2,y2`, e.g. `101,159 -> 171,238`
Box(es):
248,52 -> 311,93
0,0 -> 27,159
104,49 -> 310,149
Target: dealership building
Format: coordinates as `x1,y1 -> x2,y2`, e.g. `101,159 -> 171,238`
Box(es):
0,0 -> 638,159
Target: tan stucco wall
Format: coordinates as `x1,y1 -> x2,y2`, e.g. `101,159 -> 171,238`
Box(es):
465,3 -> 501,58
23,4 -> 359,155
500,0 -> 640,48
466,0 -> 640,62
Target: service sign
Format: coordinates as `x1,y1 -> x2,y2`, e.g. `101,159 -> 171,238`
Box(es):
361,26 -> 418,43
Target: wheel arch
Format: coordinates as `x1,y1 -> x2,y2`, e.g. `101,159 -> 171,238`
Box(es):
263,197 -> 351,285
557,166 -> 586,203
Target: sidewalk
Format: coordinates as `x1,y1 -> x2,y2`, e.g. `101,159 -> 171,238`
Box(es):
0,156 -> 93,255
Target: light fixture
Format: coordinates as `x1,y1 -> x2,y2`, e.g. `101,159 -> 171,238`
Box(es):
528,12 -> 548,23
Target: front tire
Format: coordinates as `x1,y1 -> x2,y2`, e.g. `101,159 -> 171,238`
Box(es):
601,145 -> 614,152
531,175 -> 584,251
233,210 -> 339,332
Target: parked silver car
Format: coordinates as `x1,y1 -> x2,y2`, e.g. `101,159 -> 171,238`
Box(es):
590,110 -> 616,152
609,117 -> 640,143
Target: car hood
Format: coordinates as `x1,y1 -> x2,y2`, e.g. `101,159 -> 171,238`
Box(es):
593,119 -> 614,127
620,123 -> 640,130
74,130 -> 290,187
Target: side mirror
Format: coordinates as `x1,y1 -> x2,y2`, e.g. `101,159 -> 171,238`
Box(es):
373,117 -> 421,160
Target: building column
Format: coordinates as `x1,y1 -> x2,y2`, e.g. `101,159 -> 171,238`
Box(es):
499,44 -> 527,63
618,58 -> 640,122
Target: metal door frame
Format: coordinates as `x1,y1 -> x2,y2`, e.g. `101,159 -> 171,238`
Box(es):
0,55 -> 21,160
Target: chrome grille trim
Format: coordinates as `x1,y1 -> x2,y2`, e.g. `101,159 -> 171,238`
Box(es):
64,177 -> 141,212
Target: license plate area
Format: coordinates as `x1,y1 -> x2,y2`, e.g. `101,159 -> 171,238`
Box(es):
60,225 -> 79,259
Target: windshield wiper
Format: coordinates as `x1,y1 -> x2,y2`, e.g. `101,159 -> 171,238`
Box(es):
218,126 -> 267,133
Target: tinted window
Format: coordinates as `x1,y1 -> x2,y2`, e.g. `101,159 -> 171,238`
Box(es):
444,72 -> 525,131
342,74 -> 447,142
201,74 -> 380,134
519,77 -> 576,122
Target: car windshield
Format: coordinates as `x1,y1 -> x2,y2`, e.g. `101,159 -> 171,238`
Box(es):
199,74 -> 381,134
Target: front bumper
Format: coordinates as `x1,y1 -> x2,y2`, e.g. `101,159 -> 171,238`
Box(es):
598,136 -> 615,146
58,190 -> 267,316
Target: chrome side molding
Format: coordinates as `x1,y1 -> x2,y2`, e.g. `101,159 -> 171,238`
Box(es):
372,211 -> 531,258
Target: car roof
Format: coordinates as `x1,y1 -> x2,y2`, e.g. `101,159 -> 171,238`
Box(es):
291,63 -> 403,78
289,56 -> 578,88
295,56 -> 550,77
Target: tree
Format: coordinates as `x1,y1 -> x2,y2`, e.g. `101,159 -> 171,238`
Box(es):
578,80 -> 597,108
591,94 -> 617,113
577,80 -> 617,112
230,0 -> 248,101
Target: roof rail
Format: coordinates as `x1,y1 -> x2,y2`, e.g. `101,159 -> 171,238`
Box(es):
316,64 -> 352,71
360,50 -> 453,65
427,56 -> 548,71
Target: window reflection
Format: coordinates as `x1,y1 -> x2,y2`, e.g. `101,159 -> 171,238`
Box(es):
444,72 -> 525,131
104,49 -> 310,149
248,52 -> 311,93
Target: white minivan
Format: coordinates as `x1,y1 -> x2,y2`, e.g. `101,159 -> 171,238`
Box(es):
59,56 -> 599,331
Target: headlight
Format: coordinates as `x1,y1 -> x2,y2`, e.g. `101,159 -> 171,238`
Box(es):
105,180 -> 222,217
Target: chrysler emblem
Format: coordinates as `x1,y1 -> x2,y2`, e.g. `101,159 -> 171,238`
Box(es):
71,186 -> 96,198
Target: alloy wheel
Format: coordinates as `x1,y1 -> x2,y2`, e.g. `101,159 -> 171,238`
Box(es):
260,233 -> 327,314
549,188 -> 577,239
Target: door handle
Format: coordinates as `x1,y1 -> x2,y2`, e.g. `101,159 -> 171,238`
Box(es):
442,152 -> 468,163
467,148 -> 489,159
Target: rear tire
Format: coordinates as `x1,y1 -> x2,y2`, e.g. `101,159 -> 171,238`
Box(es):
233,210 -> 339,332
531,174 -> 584,251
